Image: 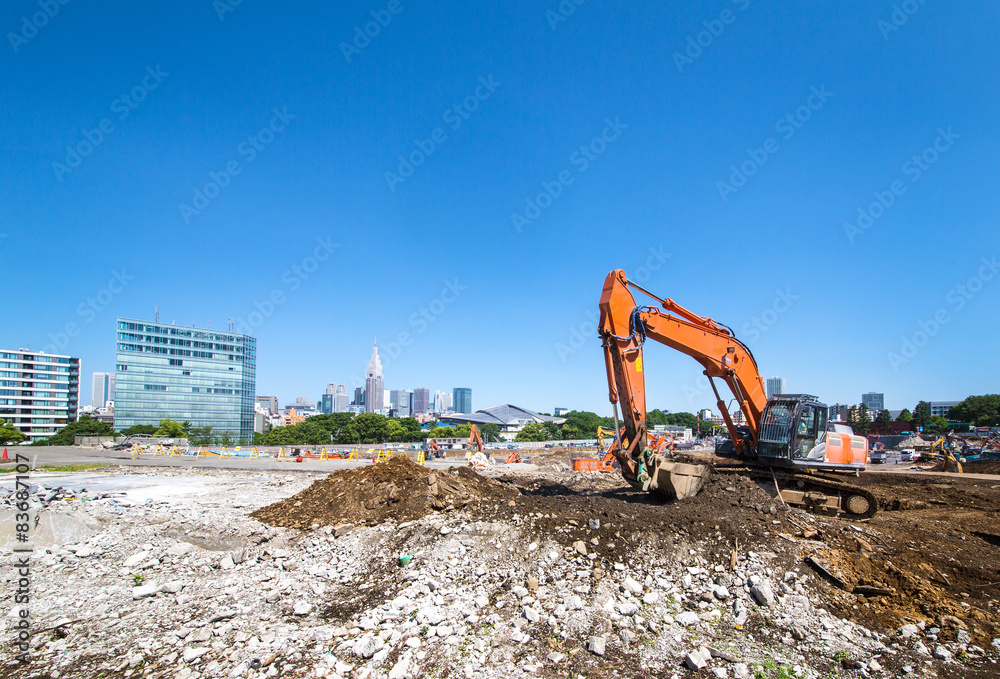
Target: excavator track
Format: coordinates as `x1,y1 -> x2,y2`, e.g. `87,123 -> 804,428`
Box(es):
717,466 -> 878,520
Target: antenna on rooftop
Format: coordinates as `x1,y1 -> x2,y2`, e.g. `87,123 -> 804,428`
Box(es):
228,318 -> 235,331
155,305 -> 160,322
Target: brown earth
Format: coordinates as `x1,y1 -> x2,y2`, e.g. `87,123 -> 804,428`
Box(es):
251,456 -> 516,529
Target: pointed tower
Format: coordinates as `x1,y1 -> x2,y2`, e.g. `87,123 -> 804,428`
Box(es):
364,338 -> 384,413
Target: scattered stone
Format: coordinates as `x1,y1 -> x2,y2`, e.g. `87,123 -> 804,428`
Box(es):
353,636 -> 379,659
587,636 -> 606,656
932,646 -> 952,660
684,646 -> 711,670
750,580 -> 775,607
588,519 -> 600,530
573,541 -> 587,556
333,523 -> 355,537
131,583 -> 158,600
293,602 -> 313,616
676,611 -> 700,626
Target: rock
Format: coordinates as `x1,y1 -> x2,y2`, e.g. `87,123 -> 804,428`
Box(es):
642,592 -> 659,605
527,576 -> 539,592
333,523 -> 354,537
587,636 -> 606,656
183,647 -> 209,662
733,663 -> 750,679
132,584 -> 158,600
750,581 -> 775,607
437,625 -> 453,638
588,519 -> 600,530
623,576 -> 643,596
388,656 -> 410,679
868,659 -> 883,672
617,602 -> 640,616
512,586 -> 529,599
791,626 -> 807,641
293,602 -> 312,616
167,542 -> 194,556
566,595 -> 583,610
405,637 -> 421,648
913,641 -> 930,655
957,630 -> 971,645
713,585 -> 731,601
523,607 -> 540,623
992,639 -> 1000,652
712,669 -> 729,679
932,646 -> 952,660
899,624 -> 920,638
676,611 -> 700,626
219,555 -> 235,570
123,551 -> 150,568
573,541 -> 587,556
684,646 -> 711,670
210,609 -> 237,622
160,580 -> 185,594
353,636 -> 379,659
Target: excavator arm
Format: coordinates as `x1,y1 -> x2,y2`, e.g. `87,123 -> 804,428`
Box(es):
599,269 -> 767,487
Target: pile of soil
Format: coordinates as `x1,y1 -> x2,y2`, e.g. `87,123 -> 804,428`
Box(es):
251,457 -> 515,529
963,459 -> 1000,474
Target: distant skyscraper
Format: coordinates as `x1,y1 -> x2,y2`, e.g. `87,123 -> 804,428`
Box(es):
92,372 -> 115,408
256,395 -> 278,415
453,387 -> 472,414
766,377 -> 786,399
412,387 -> 430,415
325,383 -> 336,395
320,394 -> 333,414
390,390 -> 412,418
353,387 -> 364,407
862,392 -> 885,414
433,390 -> 446,413
364,339 -> 384,414
333,384 -> 349,413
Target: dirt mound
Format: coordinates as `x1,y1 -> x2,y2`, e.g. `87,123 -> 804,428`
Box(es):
251,457 -> 515,529
962,459 -> 1000,474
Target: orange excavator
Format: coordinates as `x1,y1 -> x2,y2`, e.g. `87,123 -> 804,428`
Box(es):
425,439 -> 442,458
599,269 -> 876,518
467,425 -> 484,454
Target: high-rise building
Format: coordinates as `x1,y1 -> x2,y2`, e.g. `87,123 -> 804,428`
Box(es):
390,389 -> 412,418
255,395 -> 278,415
364,339 -> 384,414
453,387 -> 472,414
333,384 -> 349,413
412,387 -> 429,415
325,383 -> 337,395
353,387 -> 364,407
828,403 -> 851,421
114,318 -> 256,441
92,371 -> 115,408
433,390 -> 453,413
766,377 -> 786,399
861,392 -> 885,414
320,394 -> 333,414
0,349 -> 80,443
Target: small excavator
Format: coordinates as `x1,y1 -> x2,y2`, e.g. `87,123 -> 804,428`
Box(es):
927,432 -> 965,472
599,269 -> 877,519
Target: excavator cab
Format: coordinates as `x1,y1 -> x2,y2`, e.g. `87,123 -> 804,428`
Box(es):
756,395 -> 866,471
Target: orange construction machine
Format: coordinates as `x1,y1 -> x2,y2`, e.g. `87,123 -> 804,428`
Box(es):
467,425 -> 484,454
599,269 -> 875,518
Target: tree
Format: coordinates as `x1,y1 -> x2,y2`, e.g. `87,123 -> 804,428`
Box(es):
38,416 -> 115,446
0,421 -> 25,446
895,409 -> 912,422
647,409 -> 670,427
560,424 -> 580,440
120,424 -> 157,436
950,395 -> 1000,427
478,423 -> 501,442
874,410 -> 892,433
850,404 -> 872,434
911,401 -> 931,429
515,423 -> 545,442
665,412 -> 699,430
560,411 -> 614,437
187,426 -> 215,446
155,419 -> 186,438
337,413 -> 390,444
928,415 -> 949,433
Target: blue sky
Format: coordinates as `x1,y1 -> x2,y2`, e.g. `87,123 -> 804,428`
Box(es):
2,1 -> 997,416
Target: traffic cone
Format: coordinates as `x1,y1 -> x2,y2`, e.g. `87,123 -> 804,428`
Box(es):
1,448 -> 7,461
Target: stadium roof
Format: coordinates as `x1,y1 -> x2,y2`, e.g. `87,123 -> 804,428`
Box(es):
439,404 -> 566,429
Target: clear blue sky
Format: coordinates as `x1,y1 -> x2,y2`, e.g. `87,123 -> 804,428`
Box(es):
2,1 -> 997,415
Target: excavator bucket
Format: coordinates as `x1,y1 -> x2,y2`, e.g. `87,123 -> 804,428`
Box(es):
647,456 -> 709,500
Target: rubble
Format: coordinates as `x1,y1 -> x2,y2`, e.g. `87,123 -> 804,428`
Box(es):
2,458 -> 998,678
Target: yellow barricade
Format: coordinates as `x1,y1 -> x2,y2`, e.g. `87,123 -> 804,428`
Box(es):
348,449 -> 359,461
416,450 -> 426,466
250,447 -> 261,460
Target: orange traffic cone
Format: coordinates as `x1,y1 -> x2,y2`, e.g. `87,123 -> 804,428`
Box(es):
1,448 -> 7,461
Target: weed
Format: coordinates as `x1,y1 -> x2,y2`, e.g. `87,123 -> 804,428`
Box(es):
132,573 -> 145,586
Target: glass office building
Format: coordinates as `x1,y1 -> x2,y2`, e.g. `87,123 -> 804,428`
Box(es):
453,387 -> 472,415
114,318 -> 256,441
0,349 -> 80,443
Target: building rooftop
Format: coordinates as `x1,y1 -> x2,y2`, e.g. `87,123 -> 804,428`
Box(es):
440,404 -> 566,429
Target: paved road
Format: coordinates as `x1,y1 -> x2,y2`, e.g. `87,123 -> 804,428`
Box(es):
0,445 -> 469,473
